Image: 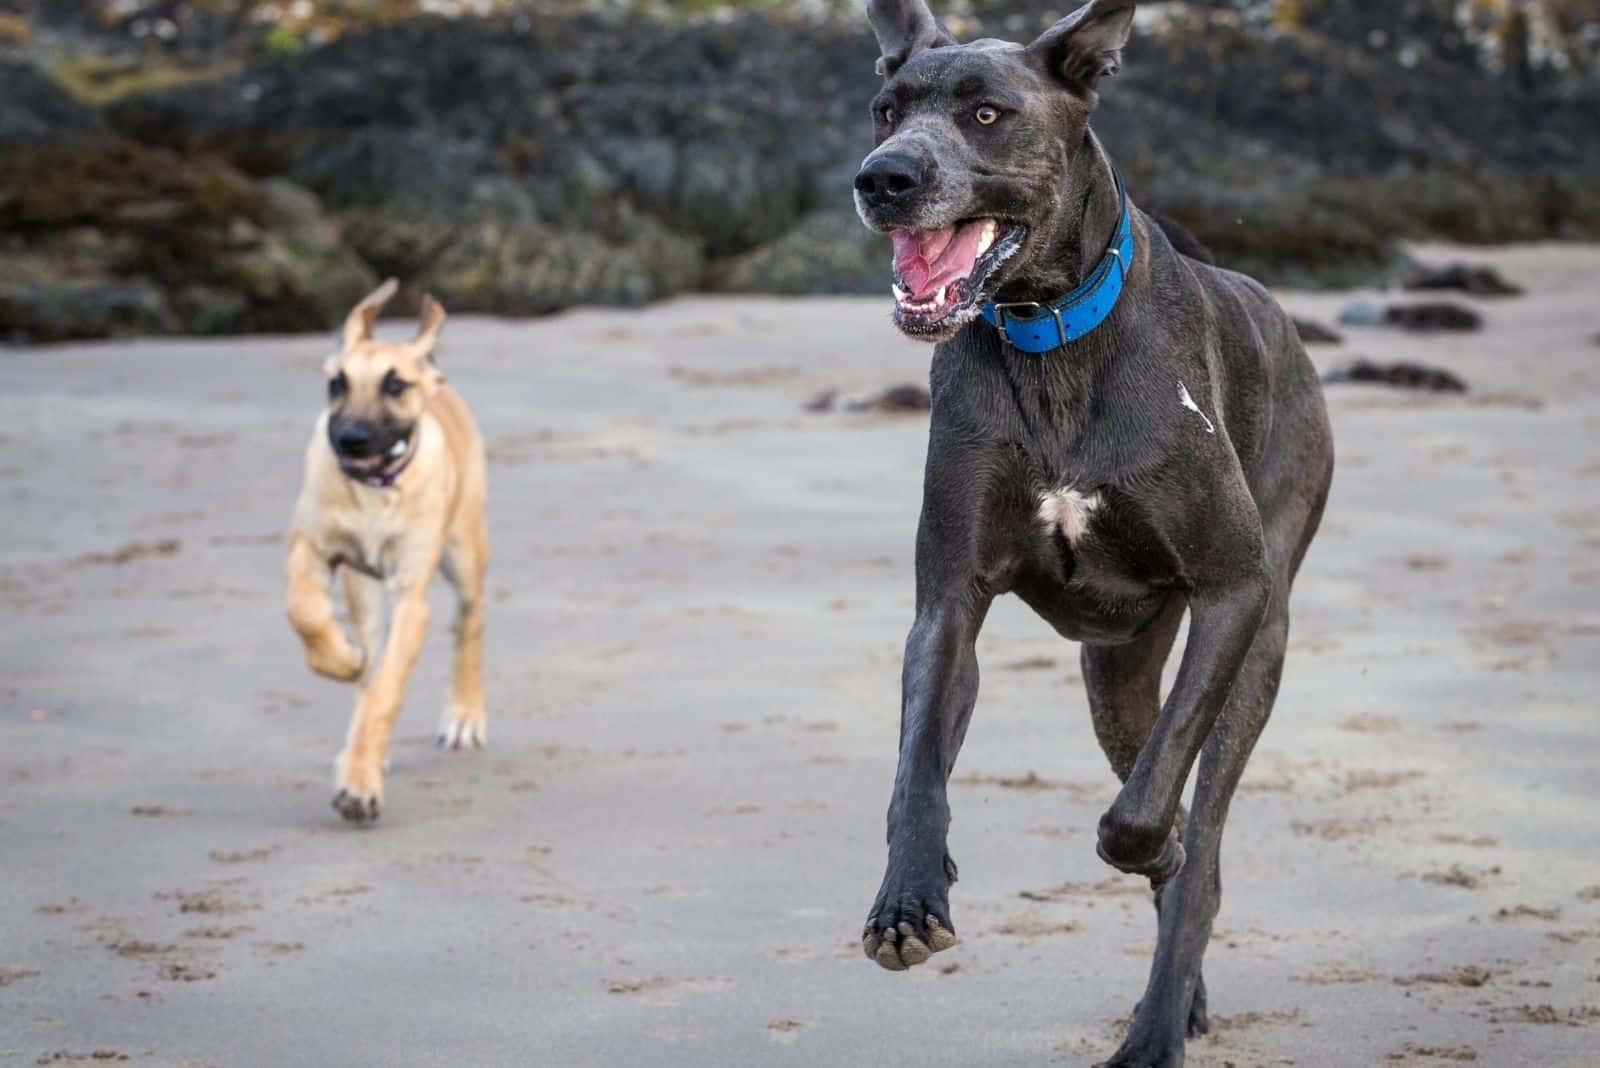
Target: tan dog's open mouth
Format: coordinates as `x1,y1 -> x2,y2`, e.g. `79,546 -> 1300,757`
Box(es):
337,434 -> 414,486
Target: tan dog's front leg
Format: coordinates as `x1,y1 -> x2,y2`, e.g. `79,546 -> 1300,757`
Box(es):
286,535 -> 363,682
332,588 -> 431,823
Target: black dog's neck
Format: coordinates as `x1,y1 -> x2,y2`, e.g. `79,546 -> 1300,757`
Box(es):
965,132 -> 1126,468
1001,130 -> 1123,304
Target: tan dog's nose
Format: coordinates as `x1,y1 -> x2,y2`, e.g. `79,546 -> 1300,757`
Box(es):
331,421 -> 377,457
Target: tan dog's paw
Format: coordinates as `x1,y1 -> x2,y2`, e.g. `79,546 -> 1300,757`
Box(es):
306,639 -> 364,683
332,788 -> 379,823
437,706 -> 486,751
332,751 -> 383,824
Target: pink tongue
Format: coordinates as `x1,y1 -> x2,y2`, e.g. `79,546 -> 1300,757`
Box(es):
892,221 -> 986,300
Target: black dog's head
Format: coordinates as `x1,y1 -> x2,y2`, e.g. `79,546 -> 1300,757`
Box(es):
323,279 -> 447,482
855,0 -> 1136,341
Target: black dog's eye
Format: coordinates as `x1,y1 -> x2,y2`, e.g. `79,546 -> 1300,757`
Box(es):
881,106 -> 898,126
975,105 -> 1001,126
327,372 -> 347,399
381,370 -> 410,397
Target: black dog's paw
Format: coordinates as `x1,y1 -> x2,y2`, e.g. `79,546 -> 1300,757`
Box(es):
862,853 -> 958,972
331,788 -> 379,824
1096,816 -> 1186,884
1095,1027 -> 1186,1068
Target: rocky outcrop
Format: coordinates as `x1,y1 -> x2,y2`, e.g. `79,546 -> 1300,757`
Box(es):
0,138 -> 374,342
3,6 -> 1598,341
100,13 -> 879,324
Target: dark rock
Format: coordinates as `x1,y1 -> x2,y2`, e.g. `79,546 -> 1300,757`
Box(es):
1337,299 -> 1483,333
0,140 -> 374,342
844,384 -> 932,414
1383,302 -> 1483,333
101,13 -> 877,314
0,58 -> 105,147
420,215 -> 703,315
1292,317 -> 1343,345
807,383 -> 931,414
0,276 -> 171,343
1402,262 -> 1524,297
709,211 -> 887,296
1324,359 -> 1468,393
804,388 -> 840,413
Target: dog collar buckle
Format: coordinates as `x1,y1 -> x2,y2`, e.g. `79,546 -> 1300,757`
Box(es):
987,300 -> 1041,348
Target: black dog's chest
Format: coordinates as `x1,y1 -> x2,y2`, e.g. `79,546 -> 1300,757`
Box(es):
988,481 -> 1179,644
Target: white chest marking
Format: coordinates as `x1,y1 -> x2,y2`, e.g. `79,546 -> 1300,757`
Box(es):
1038,488 -> 1101,545
1178,381 -> 1216,434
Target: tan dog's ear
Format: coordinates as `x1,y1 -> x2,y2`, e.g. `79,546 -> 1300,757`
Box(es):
343,277 -> 400,350
409,293 -> 447,364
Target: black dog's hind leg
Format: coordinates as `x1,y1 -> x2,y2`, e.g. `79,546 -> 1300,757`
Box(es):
1101,594 -> 1288,1067
865,452 -> 995,971
1105,459 -> 1328,1066
1082,596 -> 1211,1037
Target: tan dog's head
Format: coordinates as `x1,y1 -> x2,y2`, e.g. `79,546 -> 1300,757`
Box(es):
324,279 -> 447,483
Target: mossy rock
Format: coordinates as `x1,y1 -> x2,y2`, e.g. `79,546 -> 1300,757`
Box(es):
707,211 -> 888,296
0,141 -> 267,233
0,273 -> 171,343
422,218 -> 703,315
0,140 -> 374,340
47,55 -> 239,106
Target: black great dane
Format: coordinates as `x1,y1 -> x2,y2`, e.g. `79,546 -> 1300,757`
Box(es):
852,1 -> 1334,1064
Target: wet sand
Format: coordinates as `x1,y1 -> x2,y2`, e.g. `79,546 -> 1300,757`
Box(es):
1,243 -> 1597,1066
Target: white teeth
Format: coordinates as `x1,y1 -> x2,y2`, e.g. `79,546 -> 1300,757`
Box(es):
976,220 -> 997,258
892,284 -> 909,303
935,286 -> 948,304
389,438 -> 408,458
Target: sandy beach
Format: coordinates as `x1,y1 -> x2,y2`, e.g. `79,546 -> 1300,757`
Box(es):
1,242 -> 1597,1067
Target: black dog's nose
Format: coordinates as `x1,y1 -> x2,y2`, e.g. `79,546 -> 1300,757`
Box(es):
332,423 -> 377,458
855,154 -> 925,207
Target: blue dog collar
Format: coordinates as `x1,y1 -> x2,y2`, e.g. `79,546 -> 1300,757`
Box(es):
981,170 -> 1135,354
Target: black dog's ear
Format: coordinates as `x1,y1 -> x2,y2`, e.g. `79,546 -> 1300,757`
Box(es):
1026,0 -> 1137,98
868,0 -> 956,78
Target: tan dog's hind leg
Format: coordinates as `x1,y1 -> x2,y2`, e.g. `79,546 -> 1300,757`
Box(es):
343,569 -> 387,686
438,521 -> 488,750
286,535 -> 363,682
333,588 -> 432,823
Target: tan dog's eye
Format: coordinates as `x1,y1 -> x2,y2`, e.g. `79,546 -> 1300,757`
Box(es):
328,372 -> 347,400
381,370 -> 410,398
975,105 -> 1000,126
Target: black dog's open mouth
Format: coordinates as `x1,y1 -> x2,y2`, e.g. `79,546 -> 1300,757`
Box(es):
890,218 -> 1026,336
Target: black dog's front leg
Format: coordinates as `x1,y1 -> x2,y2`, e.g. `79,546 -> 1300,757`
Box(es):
865,594 -> 989,970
